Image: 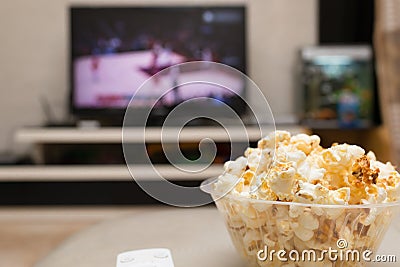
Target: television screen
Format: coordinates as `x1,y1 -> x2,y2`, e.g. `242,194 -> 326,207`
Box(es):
70,6 -> 246,114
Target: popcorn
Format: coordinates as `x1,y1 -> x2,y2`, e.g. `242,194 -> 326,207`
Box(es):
289,205 -> 304,218
223,156 -> 247,177
212,131 -> 400,267
243,229 -> 263,255
292,222 -> 314,242
269,164 -> 296,201
240,204 -> 267,228
290,133 -> 321,155
295,181 -> 329,203
215,131 -> 400,205
298,211 -> 319,231
297,160 -> 326,183
327,187 -> 351,205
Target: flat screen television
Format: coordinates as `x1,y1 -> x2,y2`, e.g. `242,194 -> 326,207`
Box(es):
69,6 -> 247,123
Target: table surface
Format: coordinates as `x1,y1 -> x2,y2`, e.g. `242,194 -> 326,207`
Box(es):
35,206 -> 400,267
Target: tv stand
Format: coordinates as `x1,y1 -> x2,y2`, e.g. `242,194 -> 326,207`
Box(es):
0,125 -> 307,204
0,125 -> 306,182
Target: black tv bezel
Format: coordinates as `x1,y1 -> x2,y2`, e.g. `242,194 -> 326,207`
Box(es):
68,5 -> 248,119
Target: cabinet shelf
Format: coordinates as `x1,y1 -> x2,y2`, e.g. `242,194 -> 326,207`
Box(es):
0,164 -> 223,182
15,125 -> 305,144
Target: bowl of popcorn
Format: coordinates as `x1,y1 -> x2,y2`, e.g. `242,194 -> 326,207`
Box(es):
201,131 -> 400,267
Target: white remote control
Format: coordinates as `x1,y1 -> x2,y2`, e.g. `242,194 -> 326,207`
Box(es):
116,248 -> 175,267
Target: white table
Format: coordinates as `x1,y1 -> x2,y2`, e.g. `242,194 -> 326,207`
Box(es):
35,207 -> 400,267
34,207 -> 244,267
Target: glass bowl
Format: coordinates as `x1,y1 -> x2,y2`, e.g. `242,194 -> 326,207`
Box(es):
201,178 -> 400,267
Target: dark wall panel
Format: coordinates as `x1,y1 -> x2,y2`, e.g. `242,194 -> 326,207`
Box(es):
319,0 -> 374,44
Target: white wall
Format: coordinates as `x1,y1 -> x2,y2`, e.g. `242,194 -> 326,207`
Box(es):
0,0 -> 316,152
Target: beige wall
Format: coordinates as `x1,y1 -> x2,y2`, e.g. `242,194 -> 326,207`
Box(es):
0,0 -> 316,152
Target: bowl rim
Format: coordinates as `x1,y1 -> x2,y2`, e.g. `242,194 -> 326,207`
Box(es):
200,177 -> 400,209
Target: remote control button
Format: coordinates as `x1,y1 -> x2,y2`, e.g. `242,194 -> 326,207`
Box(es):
130,264 -> 156,267
154,251 -> 169,259
120,256 -> 135,263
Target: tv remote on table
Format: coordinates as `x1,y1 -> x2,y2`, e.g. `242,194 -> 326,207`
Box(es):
116,248 -> 175,267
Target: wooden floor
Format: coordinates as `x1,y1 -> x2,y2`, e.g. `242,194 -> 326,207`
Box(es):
0,207 -> 139,267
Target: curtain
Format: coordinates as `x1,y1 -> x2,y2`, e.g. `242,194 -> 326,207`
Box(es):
374,0 -> 400,164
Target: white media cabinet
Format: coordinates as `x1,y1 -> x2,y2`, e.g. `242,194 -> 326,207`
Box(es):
0,125 -> 306,182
